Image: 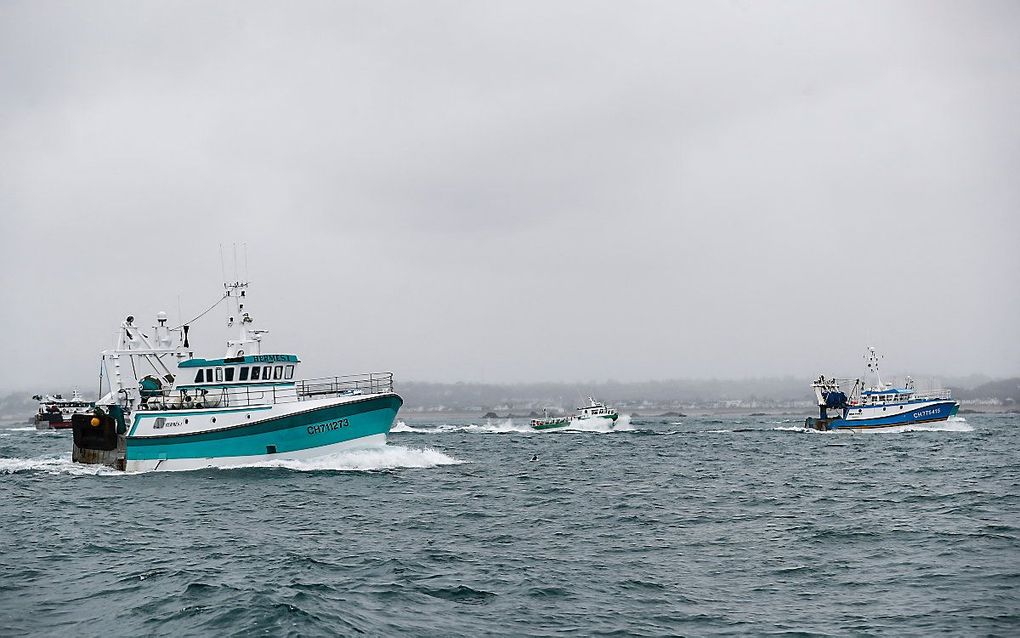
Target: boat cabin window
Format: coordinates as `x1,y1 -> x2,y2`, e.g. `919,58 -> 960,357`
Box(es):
263,366 -> 271,380
215,368 -> 223,382
274,365 -> 283,380
194,370 -> 204,383
285,365 -> 294,380
239,367 -> 249,381
251,366 -> 261,380
206,369 -> 213,383
225,368 -> 235,382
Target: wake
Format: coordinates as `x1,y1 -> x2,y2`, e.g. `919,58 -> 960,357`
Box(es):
774,416 -> 974,434
234,444 -> 464,471
0,455 -> 129,476
391,414 -> 635,435
0,445 -> 464,475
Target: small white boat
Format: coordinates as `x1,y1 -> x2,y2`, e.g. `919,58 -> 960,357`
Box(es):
530,397 -> 619,431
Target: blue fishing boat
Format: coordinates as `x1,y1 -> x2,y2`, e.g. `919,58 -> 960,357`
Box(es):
805,347 -> 959,432
72,279 -> 401,471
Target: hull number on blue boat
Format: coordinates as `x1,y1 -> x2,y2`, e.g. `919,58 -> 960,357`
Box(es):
913,408 -> 940,419
307,418 -> 350,435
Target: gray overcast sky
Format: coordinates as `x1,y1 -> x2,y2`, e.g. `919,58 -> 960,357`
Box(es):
1,1 -> 1018,390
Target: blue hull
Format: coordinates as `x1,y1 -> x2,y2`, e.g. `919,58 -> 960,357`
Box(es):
126,394 -> 402,462
826,400 -> 959,430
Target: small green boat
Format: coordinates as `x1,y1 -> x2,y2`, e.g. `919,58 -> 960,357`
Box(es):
530,397 -> 618,431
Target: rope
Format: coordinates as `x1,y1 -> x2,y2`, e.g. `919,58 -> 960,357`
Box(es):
171,292 -> 228,330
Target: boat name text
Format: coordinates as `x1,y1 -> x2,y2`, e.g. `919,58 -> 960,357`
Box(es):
251,355 -> 294,363
153,418 -> 184,430
307,418 -> 350,435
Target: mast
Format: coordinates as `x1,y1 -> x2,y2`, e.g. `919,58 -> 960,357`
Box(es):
224,280 -> 267,357
864,346 -> 884,390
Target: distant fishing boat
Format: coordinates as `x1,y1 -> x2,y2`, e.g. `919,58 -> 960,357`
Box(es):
71,279 -> 402,472
805,347 -> 959,432
530,396 -> 618,431
32,389 -> 95,430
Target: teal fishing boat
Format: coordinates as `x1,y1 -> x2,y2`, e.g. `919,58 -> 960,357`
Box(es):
72,279 -> 401,472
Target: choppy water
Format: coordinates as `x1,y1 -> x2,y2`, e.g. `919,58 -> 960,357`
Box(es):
1,413 -> 1018,636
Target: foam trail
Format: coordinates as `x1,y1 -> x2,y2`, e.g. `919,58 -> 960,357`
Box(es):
394,415 -> 634,435
774,425 -> 820,434
393,419 -> 534,434
774,416 -> 974,434
464,418 -> 533,433
613,414 -> 635,431
562,416 -> 616,434
0,455 -> 131,476
5,426 -> 37,432
869,417 -> 974,434
390,420 -> 416,433
233,445 -> 464,471
1,446 -> 463,475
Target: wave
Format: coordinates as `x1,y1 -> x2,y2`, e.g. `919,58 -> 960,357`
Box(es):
773,416 -> 974,434
392,415 -> 637,435
866,417 -> 974,434
390,420 -> 417,433
559,416 -> 618,434
613,414 -> 635,430
391,418 -> 533,435
233,445 -> 464,472
4,426 -> 38,432
0,455 -> 129,476
0,445 -> 463,475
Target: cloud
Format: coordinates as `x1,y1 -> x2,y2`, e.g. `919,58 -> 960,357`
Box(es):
1,1 -> 1018,389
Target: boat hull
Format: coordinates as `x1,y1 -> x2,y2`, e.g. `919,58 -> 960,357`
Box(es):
121,393 -> 401,472
807,400 -> 959,431
34,417 -> 73,430
531,413 -> 619,431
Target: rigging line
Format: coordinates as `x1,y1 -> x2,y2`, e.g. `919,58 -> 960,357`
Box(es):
145,354 -> 163,377
170,292 -> 229,330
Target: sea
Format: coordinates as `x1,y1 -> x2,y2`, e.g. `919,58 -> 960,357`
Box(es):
1,413 -> 1017,636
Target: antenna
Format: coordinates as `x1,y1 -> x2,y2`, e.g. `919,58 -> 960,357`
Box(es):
219,244 -> 226,283
233,243 -> 239,281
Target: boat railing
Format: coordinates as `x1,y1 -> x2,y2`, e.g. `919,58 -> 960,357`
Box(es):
136,372 -> 394,411
847,387 -> 953,406
295,373 -> 395,399
911,388 -> 953,401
